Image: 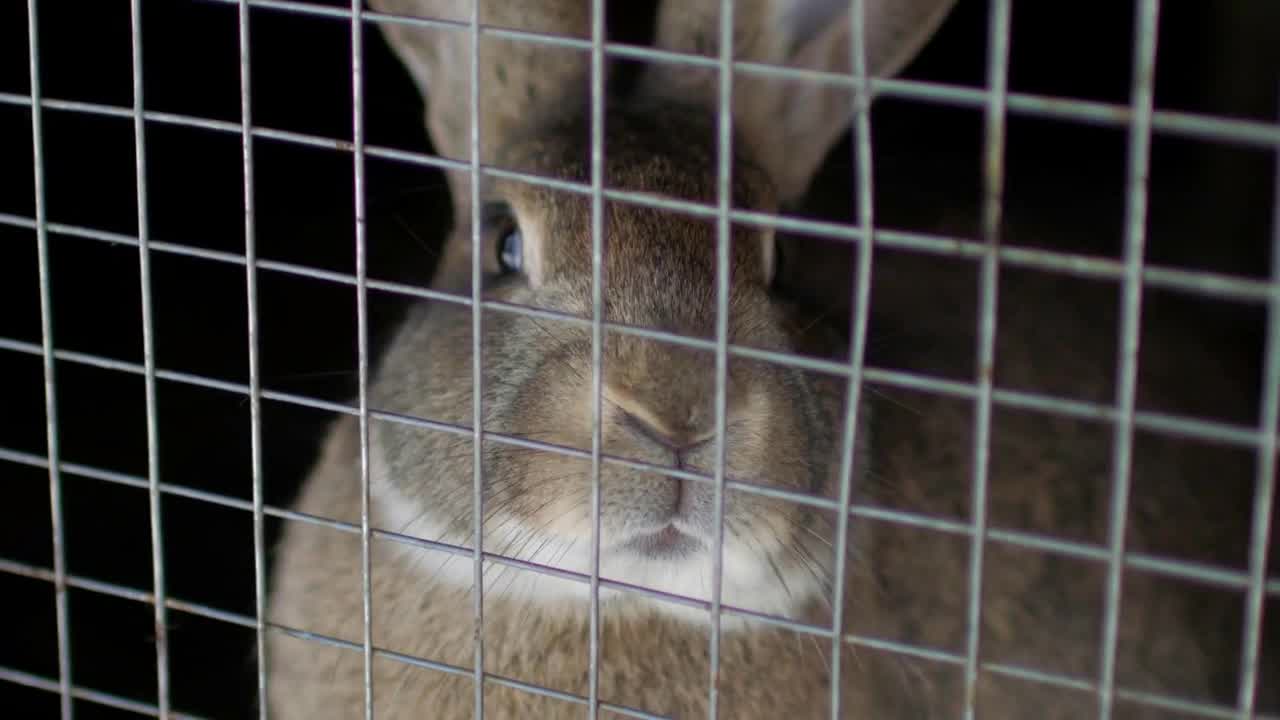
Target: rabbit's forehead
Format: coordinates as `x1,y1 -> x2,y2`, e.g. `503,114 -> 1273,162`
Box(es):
493,101 -> 775,225
511,187 -> 762,317
498,162 -> 770,282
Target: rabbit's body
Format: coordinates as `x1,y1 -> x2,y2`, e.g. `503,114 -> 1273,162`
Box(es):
266,0 -> 1275,716
268,252 -> 1260,718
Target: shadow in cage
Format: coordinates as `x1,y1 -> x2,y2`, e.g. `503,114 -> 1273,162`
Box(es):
0,0 -> 1277,718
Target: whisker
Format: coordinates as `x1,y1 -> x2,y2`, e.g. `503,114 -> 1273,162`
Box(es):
726,518 -> 796,605
390,211 -> 441,261
740,507 -> 834,609
809,633 -> 832,677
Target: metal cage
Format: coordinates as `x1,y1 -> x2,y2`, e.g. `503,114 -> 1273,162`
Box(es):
1,0 -> 1278,718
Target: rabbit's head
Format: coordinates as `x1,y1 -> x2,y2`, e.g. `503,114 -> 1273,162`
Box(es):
367,0 -> 954,623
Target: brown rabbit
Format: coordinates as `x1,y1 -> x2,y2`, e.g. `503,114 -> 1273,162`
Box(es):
266,0 -> 1277,717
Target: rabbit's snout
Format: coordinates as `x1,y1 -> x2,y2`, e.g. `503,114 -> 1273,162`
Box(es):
597,383 -> 783,545
600,378 -> 767,478
612,394 -> 715,463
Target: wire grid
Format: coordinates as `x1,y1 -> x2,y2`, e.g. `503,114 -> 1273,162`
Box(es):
1240,78 -> 1280,717
465,0 -> 486,716
22,0 -> 70,717
126,0 -> 172,714
825,0 -> 877,717
1097,2 -> 1161,717
586,0 -> 607,715
3,0 -> 1280,718
234,0 -> 271,716
960,0 -> 1012,715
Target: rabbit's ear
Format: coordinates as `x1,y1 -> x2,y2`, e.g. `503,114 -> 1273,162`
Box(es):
369,0 -> 590,169
639,0 -> 956,205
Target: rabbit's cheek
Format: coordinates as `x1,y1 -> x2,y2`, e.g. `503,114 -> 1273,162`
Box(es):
519,487 -> 593,540
678,403 -> 813,494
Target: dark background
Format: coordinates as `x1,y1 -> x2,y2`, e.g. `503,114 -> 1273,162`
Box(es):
0,1 -> 1277,717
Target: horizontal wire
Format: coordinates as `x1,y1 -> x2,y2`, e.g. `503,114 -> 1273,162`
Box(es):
3,438 -> 1277,604
0,665 -> 209,720
0,268 -> 1266,449
0,96 -> 1277,305
167,0 -> 1280,150
0,330 -> 1273,594
0,327 -> 1270,508
4,552 -> 1268,720
0,218 -> 1271,454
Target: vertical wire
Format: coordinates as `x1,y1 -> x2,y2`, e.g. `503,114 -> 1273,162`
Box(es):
26,0 -> 72,716
826,0 -> 876,716
236,1 -> 268,716
468,0 -> 487,716
128,1 -> 170,715
586,0 -> 606,716
1235,86 -> 1280,715
1097,1 -> 1161,717
962,1 -> 1012,715
348,1 -> 373,717
707,0 -> 735,716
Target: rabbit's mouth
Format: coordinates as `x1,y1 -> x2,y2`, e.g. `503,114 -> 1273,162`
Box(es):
618,524 -> 704,560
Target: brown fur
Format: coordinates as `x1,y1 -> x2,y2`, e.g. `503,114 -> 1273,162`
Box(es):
266,1 -> 1275,717
266,262 -> 1272,717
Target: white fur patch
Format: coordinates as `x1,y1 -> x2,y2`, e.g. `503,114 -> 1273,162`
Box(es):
372,442 -> 824,628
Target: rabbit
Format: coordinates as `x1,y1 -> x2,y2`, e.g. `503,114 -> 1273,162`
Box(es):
265,0 -> 1277,717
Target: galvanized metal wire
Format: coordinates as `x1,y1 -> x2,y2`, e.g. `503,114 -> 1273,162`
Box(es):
0,310 -> 1277,605
126,0 -> 172,714
706,0 -> 736,716
23,0 -> 71,716
1097,3 -> 1160,717
3,535 -> 1276,720
587,0 -> 607,717
1237,82 -> 1280,717
1,194 -> 1275,426
961,0 -> 1012,715
4,0 -> 1280,718
467,1 -> 487,716
169,0 -> 1280,148
826,0 -> 876,717
235,1 -> 270,716
2,93 -> 1275,301
347,1 -> 377,717
0,300 -> 1274,513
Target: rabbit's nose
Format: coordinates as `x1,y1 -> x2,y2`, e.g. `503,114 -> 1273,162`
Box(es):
621,410 -> 713,457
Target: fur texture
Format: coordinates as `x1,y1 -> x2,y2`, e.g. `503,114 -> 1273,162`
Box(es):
265,0 -> 1275,717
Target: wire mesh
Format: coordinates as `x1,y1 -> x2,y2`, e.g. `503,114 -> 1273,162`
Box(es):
23,0 -> 72,715
707,1 -> 736,717
126,0 -> 172,713
3,0 -> 1280,718
826,0 -> 877,717
1096,2 -> 1160,717
586,0 -> 607,716
466,0 -> 487,716
1238,79 -> 1280,718
346,1 -> 376,717
235,1 -> 271,716
960,0 -> 1011,715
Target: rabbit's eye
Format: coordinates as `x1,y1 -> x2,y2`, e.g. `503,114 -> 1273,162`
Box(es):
482,201 -> 524,275
498,226 -> 523,274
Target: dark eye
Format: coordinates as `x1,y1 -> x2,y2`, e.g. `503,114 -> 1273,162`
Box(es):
498,225 -> 523,274
482,201 -> 523,276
